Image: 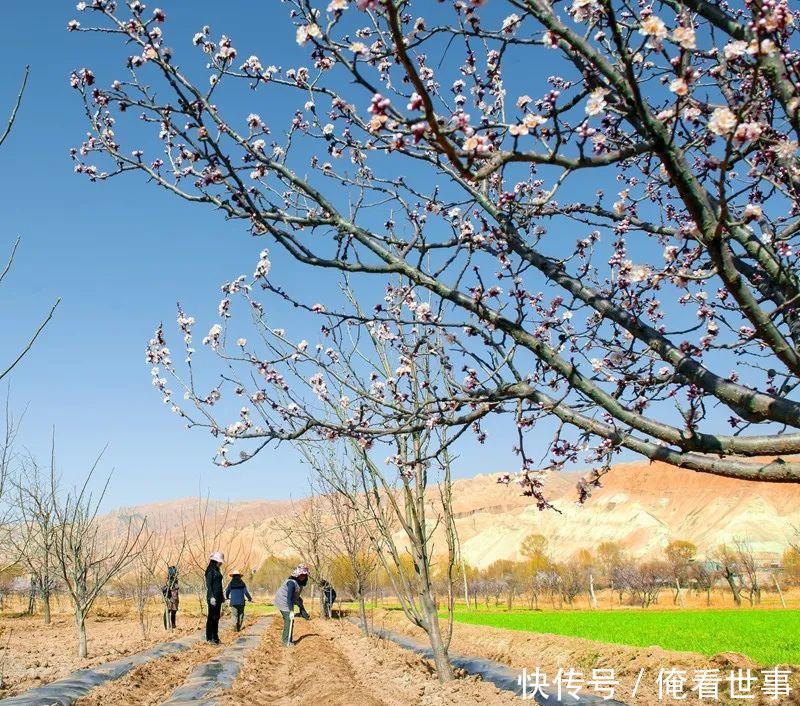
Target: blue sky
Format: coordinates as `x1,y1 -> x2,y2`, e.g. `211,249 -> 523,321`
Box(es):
0,2 -> 534,508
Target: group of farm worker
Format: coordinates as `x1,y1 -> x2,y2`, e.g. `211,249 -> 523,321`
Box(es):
162,552 -> 337,647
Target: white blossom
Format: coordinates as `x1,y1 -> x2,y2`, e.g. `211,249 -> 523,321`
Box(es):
708,107 -> 736,136
639,15 -> 667,40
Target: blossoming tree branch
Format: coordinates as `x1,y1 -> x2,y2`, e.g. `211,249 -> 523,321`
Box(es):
70,0 -> 800,496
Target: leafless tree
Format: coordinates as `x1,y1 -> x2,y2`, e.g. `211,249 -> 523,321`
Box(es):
485,560 -> 522,610
308,448 -> 377,633
527,571 -> 547,611
0,394 -> 23,575
274,486 -> 332,584
355,436 -> 460,682
663,539 -> 697,605
610,558 -> 640,606
0,66 -> 58,579
9,443 -> 58,624
124,520 -> 187,637
734,537 -> 762,605
711,544 -> 743,607
127,527 -> 158,637
125,519 -> 189,637
689,560 -> 717,607
555,562 -> 584,606
790,526 -> 800,555
52,448 -> 146,657
626,560 -> 668,607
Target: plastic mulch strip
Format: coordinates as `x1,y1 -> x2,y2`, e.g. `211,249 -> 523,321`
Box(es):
159,618 -> 267,706
0,633 -> 200,706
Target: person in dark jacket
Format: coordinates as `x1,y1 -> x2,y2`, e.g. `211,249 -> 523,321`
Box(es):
162,566 -> 180,629
273,564 -> 310,646
225,569 -> 253,632
319,579 -> 336,619
205,551 -> 225,643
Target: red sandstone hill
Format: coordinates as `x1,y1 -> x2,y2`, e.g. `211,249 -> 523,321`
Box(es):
106,461 -> 800,569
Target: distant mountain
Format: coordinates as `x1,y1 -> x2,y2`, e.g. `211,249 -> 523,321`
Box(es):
448,461 -> 800,567
107,496 -> 297,532
106,461 -> 800,569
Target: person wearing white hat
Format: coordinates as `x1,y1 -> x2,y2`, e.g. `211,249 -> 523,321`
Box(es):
205,551 -> 225,643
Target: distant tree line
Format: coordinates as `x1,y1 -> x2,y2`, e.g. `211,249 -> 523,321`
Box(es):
436,533 -> 800,611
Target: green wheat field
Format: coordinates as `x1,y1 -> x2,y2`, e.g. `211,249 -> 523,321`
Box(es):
448,609 -> 800,666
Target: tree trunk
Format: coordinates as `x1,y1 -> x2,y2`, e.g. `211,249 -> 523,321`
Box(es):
588,574 -> 598,609
42,591 -> 51,625
674,578 -> 684,607
357,585 -> 370,636
139,607 -> 147,638
725,571 -> 742,606
421,593 -> 453,683
27,579 -> 35,616
773,575 -> 787,608
75,610 -> 88,658
357,596 -> 369,635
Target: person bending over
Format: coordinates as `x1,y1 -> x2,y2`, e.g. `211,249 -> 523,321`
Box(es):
274,564 -> 310,647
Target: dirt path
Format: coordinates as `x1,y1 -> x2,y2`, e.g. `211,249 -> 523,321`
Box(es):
216,615 -> 517,706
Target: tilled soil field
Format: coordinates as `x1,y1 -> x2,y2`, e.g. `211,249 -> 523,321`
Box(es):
10,608 -> 798,705
0,613 -> 200,698
216,615 -> 518,706
71,617 -> 256,706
